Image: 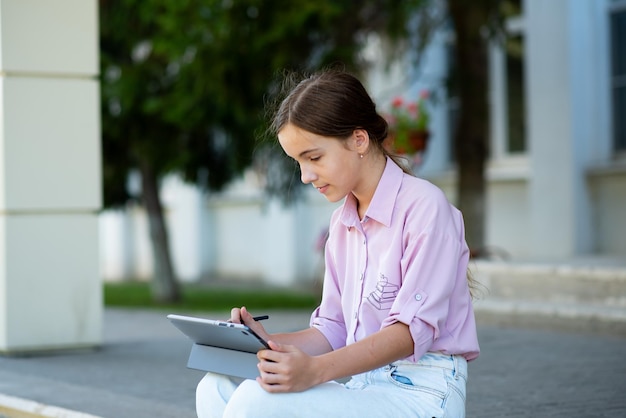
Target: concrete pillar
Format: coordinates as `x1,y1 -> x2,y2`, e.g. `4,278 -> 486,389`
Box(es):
525,0 -> 595,259
0,1 -> 101,353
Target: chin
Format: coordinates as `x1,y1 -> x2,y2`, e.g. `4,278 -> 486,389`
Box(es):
324,193 -> 347,203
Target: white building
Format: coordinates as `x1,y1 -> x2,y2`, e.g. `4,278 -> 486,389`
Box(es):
1,0 -> 102,352
101,0 -> 626,287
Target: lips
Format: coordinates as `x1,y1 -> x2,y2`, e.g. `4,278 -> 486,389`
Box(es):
315,184 -> 329,194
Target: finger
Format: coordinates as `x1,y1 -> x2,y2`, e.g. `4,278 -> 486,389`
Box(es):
258,358 -> 281,376
267,340 -> 283,351
257,373 -> 291,394
257,345 -> 285,367
240,306 -> 254,324
257,347 -> 279,363
229,307 -> 242,324
257,361 -> 285,382
256,376 -> 281,392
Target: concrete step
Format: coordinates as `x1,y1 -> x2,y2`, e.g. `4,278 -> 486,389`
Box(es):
470,259 -> 626,336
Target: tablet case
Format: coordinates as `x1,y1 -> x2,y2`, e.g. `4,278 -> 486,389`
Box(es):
187,343 -> 260,379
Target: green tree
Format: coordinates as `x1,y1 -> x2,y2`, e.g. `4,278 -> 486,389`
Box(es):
100,0 -> 424,302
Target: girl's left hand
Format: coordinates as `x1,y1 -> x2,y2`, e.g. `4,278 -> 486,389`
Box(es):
256,340 -> 322,393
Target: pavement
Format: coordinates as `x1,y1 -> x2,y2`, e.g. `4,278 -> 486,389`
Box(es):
1,307 -> 625,418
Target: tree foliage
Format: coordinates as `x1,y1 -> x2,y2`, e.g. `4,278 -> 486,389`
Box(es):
99,0 -> 425,301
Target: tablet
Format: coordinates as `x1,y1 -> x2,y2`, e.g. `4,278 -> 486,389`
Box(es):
167,314 -> 270,353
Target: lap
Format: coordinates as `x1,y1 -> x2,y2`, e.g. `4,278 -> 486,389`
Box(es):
199,354 -> 467,418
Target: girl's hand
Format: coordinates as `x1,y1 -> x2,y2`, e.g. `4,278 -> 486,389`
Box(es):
228,306 -> 245,324
256,340 -> 323,393
229,306 -> 270,342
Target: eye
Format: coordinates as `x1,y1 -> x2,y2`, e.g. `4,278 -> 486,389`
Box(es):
310,156 -> 321,162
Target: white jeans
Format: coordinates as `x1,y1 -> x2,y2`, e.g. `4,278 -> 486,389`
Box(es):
196,352 -> 468,418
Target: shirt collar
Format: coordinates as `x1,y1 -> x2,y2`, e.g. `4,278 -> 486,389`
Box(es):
340,157 -> 403,228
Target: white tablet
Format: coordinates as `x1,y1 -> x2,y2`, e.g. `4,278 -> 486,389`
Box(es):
167,314 -> 270,353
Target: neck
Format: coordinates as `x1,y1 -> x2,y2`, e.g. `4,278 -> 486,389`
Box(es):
353,153 -> 387,220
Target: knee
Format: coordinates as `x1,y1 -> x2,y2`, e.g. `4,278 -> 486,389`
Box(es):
196,373 -> 220,402
196,373 -> 241,418
223,380 -> 276,418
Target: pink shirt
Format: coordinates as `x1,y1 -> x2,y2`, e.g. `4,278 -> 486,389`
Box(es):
311,158 -> 480,362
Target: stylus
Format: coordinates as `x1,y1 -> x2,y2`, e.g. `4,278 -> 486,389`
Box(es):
252,315 -> 269,321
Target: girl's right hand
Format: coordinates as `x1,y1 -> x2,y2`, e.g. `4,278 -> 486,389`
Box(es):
230,306 -> 270,342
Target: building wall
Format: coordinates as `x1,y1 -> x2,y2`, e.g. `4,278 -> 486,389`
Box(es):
589,168 -> 626,256
1,0 -> 102,352
100,0 -> 626,286
100,173 -> 339,286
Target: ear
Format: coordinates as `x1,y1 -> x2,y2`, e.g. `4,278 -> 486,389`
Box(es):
353,129 -> 370,153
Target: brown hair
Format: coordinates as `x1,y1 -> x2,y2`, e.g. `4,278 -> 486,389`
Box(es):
270,70 -> 412,174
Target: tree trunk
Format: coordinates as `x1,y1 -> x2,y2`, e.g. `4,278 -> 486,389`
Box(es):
448,0 -> 491,255
140,162 -> 181,303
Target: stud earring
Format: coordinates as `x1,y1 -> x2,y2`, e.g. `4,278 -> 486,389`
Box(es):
360,154 -> 363,159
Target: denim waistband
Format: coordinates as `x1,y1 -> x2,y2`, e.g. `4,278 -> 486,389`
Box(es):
392,352 -> 468,377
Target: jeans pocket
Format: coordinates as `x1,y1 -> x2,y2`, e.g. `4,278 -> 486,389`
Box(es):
386,364 -> 447,399
390,371 -> 414,386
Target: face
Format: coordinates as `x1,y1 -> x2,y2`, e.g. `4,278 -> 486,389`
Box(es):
278,124 -> 364,202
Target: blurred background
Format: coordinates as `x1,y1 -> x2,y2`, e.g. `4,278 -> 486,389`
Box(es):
0,0 -> 625,353
100,0 -> 626,297
2,4 -> 626,416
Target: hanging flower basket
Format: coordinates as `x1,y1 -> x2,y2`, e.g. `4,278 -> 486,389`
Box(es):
383,91 -> 431,155
385,129 -> 430,154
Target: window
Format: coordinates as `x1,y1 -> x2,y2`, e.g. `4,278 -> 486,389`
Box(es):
610,2 -> 626,152
490,0 -> 527,159
445,40 -> 459,163
445,0 -> 527,163
505,32 -> 526,153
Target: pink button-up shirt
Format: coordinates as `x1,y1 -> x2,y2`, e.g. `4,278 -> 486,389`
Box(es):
311,158 -> 480,362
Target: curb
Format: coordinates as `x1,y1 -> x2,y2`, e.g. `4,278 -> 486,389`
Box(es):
0,394 -> 102,418
474,300 -> 626,336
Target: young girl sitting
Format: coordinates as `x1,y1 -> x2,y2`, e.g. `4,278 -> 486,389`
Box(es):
196,70 -> 480,418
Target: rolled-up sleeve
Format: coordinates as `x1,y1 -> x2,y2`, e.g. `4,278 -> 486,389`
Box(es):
381,227 -> 463,361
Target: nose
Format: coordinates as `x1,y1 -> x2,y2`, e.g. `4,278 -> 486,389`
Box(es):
300,165 -> 317,185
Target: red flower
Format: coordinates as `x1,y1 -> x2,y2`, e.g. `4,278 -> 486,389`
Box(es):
391,96 -> 404,108
407,102 -> 418,117
385,90 -> 432,155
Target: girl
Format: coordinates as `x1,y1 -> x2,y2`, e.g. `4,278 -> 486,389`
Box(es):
196,70 -> 479,418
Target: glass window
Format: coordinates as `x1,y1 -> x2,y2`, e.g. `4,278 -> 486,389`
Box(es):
446,0 -> 527,161
445,41 -> 459,162
486,0 -> 526,159
505,33 -> 526,153
611,8 -> 626,151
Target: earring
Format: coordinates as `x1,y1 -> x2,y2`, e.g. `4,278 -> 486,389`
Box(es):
359,154 -> 363,159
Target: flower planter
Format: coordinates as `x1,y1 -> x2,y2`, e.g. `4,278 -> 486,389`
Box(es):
385,130 -> 430,155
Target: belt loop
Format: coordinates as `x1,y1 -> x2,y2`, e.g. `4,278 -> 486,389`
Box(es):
453,355 -> 459,380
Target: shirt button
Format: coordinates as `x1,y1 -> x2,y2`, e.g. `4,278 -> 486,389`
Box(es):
415,294 -> 422,301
